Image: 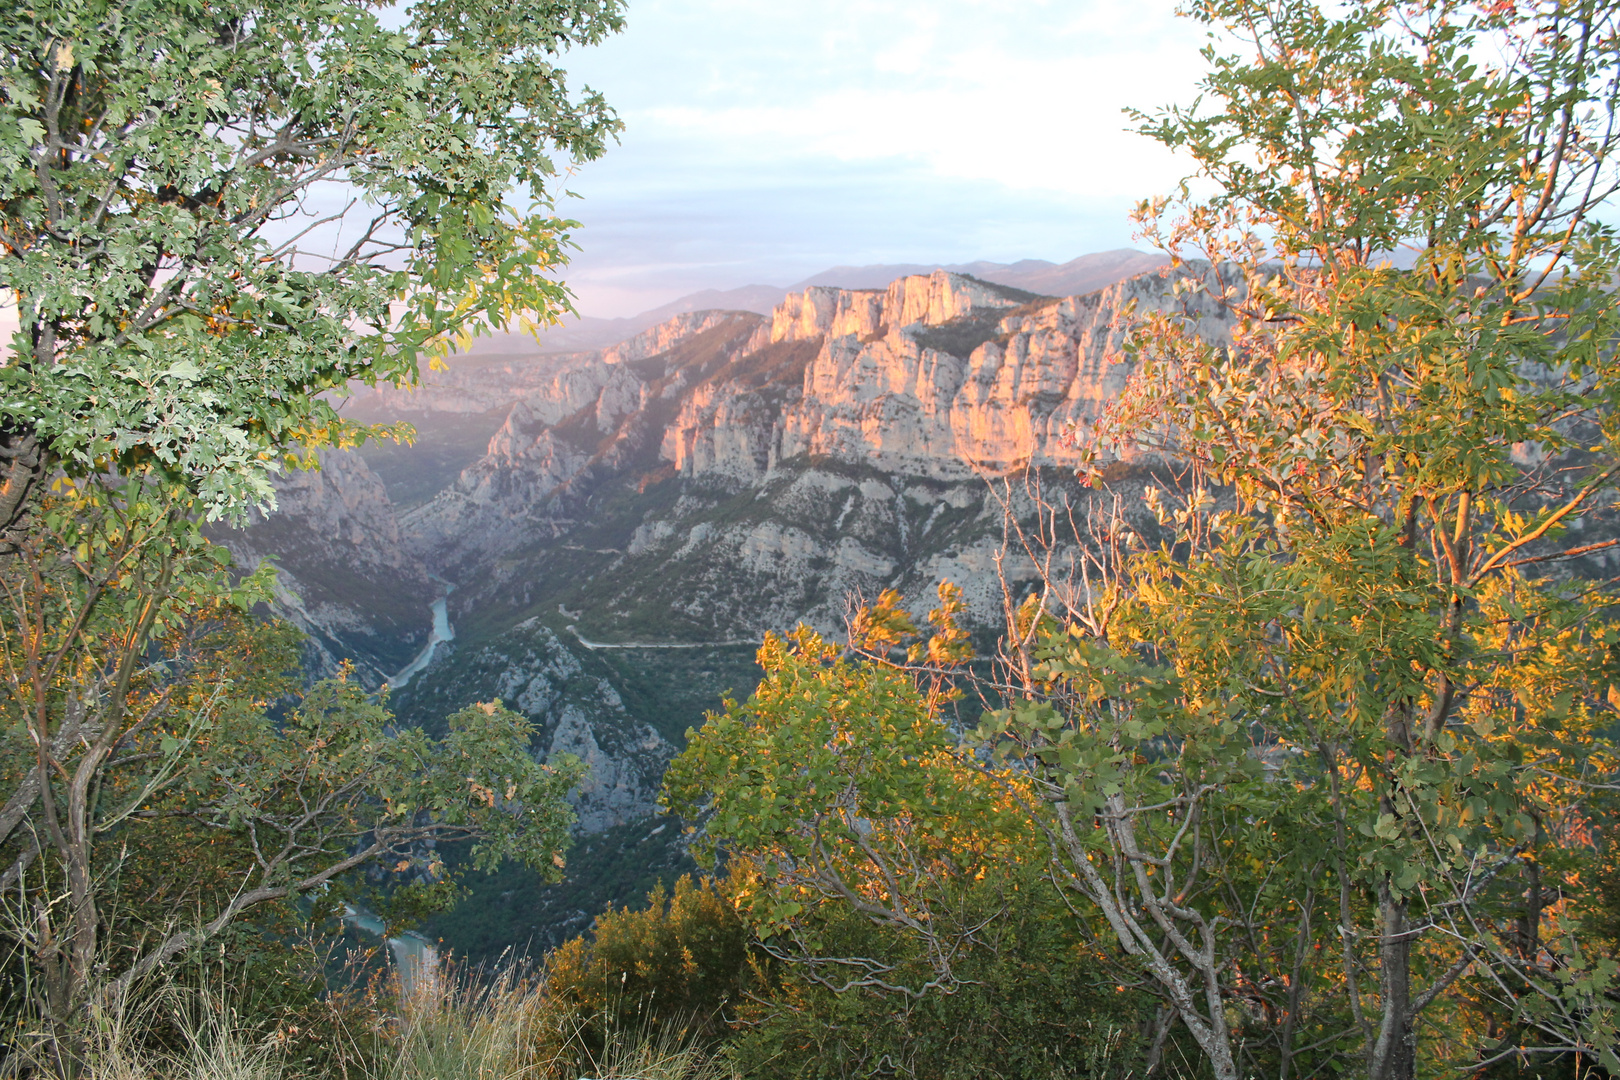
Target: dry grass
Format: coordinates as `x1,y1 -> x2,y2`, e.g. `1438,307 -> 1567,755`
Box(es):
379,963 -> 737,1080
4,957 -> 735,1080
380,964 -> 558,1080
42,992 -> 284,1080
578,1018 -> 739,1080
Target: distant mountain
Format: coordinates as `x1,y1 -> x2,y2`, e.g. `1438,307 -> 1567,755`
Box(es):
452,249 -> 1169,358
469,284 -> 789,357
630,283 -> 790,322
978,249 -> 1171,296
794,248 -> 1168,298
244,259 -> 1215,959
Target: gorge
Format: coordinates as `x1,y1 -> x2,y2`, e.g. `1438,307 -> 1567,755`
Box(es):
222,255 -> 1232,958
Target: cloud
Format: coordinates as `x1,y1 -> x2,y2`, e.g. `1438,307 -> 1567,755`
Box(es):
554,148 -> 1151,315
551,0 -> 1211,316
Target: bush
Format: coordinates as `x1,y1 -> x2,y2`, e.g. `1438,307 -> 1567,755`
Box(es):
727,867 -> 1152,1080
545,874 -> 753,1049
535,866 -> 1155,1078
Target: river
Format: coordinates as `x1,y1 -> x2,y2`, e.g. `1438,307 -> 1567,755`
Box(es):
387,581 -> 456,690
356,582 -> 454,995
341,905 -> 440,998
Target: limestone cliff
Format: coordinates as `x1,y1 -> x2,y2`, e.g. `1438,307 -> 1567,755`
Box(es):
405,266 -> 1231,564
402,312 -> 767,569
215,449 -> 435,688
704,268 -> 1234,481
248,265 -> 1230,845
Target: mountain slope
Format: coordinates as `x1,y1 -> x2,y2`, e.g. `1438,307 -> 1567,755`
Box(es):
214,449 -> 435,687
447,249 -> 1170,356
231,257 -> 1229,958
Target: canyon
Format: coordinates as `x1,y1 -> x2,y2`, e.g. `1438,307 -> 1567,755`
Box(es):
227,255 -> 1230,956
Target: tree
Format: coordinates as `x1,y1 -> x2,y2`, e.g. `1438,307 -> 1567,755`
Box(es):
969,1 -> 1620,1077
0,0 -> 623,539
661,601 -> 1162,1078
0,482 -> 584,1060
0,0 -> 621,1061
662,611 -> 1023,1005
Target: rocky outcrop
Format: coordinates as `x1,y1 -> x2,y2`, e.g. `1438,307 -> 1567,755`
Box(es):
755,270 -> 1029,349
279,264 -> 1230,856
600,310 -> 745,366
475,620 -> 672,831
766,268 -> 1232,478
402,312 -> 768,568
399,400 -> 601,563
215,449 -> 435,687
646,267 -> 1235,485
402,265 -> 1230,570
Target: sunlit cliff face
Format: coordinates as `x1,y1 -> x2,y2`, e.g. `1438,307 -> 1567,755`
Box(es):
667,267 -> 1236,480
398,263 -> 1235,588
241,262 -> 1232,839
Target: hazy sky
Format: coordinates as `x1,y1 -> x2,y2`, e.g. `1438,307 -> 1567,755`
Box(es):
553,0 -> 1213,316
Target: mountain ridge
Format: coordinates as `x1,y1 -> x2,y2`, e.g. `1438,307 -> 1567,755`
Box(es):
231,255 -> 1224,957
456,248 -> 1169,358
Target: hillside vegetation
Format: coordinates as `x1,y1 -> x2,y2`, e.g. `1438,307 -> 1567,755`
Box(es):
6,0 -> 1620,1077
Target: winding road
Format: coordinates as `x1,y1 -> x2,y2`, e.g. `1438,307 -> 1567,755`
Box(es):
559,605 -> 752,650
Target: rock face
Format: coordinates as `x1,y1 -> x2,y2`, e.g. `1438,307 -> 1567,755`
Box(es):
391,618 -> 675,832
741,269 -> 1232,481
214,449 -> 435,688
405,266 -> 1231,567
238,263 -> 1233,842
400,313 -> 766,565
230,260 -> 1239,955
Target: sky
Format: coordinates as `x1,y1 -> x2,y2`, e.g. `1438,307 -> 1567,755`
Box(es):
549,0 -> 1214,317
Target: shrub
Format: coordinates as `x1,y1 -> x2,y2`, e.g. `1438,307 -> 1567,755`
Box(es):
545,874 -> 753,1049
727,867 -> 1153,1080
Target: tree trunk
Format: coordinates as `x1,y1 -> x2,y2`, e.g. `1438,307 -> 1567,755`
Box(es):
0,429 -> 44,552
1369,881 -> 1415,1080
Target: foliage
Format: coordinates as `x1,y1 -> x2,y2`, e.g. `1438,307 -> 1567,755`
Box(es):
663,619 -> 1025,997
545,874 -> 753,1050
1,479 -> 274,1043
667,5 -> 1620,1072
663,618 -> 1170,1075
961,1 -> 1620,1078
0,0 -> 623,535
531,860 -> 1151,1080
0,479 -> 584,1059
726,863 -> 1154,1080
